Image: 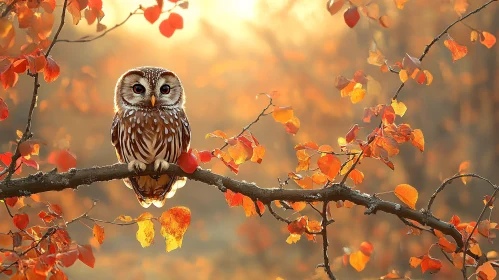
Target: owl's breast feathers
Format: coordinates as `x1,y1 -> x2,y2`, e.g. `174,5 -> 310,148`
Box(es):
111,107 -> 191,207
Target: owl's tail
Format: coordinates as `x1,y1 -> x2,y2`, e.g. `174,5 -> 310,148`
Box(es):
126,176 -> 187,208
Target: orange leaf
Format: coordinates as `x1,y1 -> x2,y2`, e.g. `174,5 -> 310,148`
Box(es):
296,150 -> 310,172
294,142 -> 319,150
47,149 -> 76,172
205,130 -> 227,139
349,251 -> 370,271
438,237 -> 457,253
378,15 -> 392,28
92,224 -> 105,245
327,0 -> 345,15
287,216 -> 308,234
250,145 -> 265,164
291,202 -> 306,212
410,129 -> 424,152
159,206 -> 191,252
423,70 -> 433,85
168,12 -> 183,29
159,19 -> 175,38
421,255 -> 442,274
444,39 -> 468,62
454,0 -> 469,15
394,184 -> 418,209
272,106 -> 294,124
228,141 -> 251,165
115,215 -> 133,223
317,154 -> 341,180
311,172 -> 328,185
409,256 -> 422,268
476,262 -> 497,280
136,212 -> 154,248
224,189 -> 244,207
77,244 -> 95,268
284,116 -> 300,135
242,196 -> 265,217
43,56 -> 60,83
480,32 -> 496,49
395,0 -> 408,9
295,176 -> 313,189
0,98 -> 8,121
348,169 -> 364,185
350,83 -> 366,103
399,69 -> 408,83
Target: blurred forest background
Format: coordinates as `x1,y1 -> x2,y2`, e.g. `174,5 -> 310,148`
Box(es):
0,0 -> 498,279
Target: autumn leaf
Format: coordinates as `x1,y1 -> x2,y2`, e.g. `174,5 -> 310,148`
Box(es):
349,251 -> 370,271
444,39 -> 468,62
378,15 -> 392,28
409,256 -> 422,268
92,224 -> 105,245
272,106 -> 294,124
77,245 -> 95,268
228,141 -> 251,165
205,130 -> 228,140
13,213 -> 29,230
345,124 -> 360,143
224,189 -> 244,207
438,237 -> 456,253
480,32 -> 496,49
359,241 -> 374,256
0,98 -> 8,121
286,233 -> 301,244
177,149 -> 199,173
285,116 -> 300,135
476,262 -> 497,280
197,150 -> 213,163
48,149 -> 76,172
421,255 -> 442,274
144,5 -> 161,24
327,0 -> 345,15
391,100 -> 407,117
410,129 -> 424,152
250,145 -> 265,164
115,215 -> 133,223
295,176 -> 313,189
423,70 -> 433,85
168,13 -> 184,29
395,0 -> 408,9
317,154 -> 341,180
5,197 -> 18,207
43,56 -> 60,83
454,0 -> 469,15
394,184 -> 418,209
136,212 -> 155,248
350,83 -> 366,103
242,196 -> 265,217
399,69 -> 408,83
348,169 -> 364,185
159,19 -> 175,38
296,150 -> 310,172
159,206 -> 191,252
344,7 -> 360,28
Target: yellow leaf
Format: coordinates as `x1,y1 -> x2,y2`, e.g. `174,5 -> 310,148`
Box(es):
394,184 -> 418,209
296,150 -> 310,172
340,81 -> 356,97
92,224 -> 105,245
158,206 -> 191,252
136,212 -> 155,248
286,233 -> 301,244
470,30 -> 479,42
272,106 -> 294,124
350,83 -> 365,104
399,69 -> 408,83
391,100 -> 407,117
115,215 -> 133,223
228,141 -> 251,165
337,137 -> 347,147
349,251 -> 370,271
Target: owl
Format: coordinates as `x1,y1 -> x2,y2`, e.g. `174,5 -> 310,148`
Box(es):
111,67 -> 191,208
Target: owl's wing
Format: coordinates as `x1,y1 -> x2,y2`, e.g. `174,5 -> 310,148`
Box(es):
111,112 -> 125,163
180,111 -> 191,152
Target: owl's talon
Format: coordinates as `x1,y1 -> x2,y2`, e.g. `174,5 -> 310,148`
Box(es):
154,159 -> 170,173
128,160 -> 147,174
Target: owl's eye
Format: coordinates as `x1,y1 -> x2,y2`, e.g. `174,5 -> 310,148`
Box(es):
132,84 -> 146,94
160,84 -> 171,95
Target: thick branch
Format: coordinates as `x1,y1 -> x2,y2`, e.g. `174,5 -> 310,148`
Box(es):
0,163 -> 465,249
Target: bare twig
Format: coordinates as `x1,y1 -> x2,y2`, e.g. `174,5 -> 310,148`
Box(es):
45,0 -> 69,57
219,97 -> 274,151
320,201 -> 336,280
427,173 -> 498,212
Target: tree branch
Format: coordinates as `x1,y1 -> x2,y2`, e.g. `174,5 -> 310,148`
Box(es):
0,163 -> 471,250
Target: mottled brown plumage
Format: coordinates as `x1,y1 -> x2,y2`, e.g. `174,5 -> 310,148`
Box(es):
111,67 -> 191,208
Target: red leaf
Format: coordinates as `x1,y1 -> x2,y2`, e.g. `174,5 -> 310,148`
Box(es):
58,250 -> 78,267
159,19 -> 175,38
48,149 -> 77,172
5,197 -> 18,207
1,66 -> 19,89
43,56 -> 60,83
197,150 -> 212,163
168,13 -> 183,29
0,98 -> 8,121
77,245 -> 95,268
224,189 -> 244,207
345,124 -> 360,143
144,5 -> 161,24
177,149 -> 198,173
344,7 -> 360,28
13,214 -> 29,230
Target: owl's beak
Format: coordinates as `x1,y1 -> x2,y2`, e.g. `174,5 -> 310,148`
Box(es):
151,95 -> 156,107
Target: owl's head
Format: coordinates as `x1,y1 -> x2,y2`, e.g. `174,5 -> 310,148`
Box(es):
114,66 -> 185,112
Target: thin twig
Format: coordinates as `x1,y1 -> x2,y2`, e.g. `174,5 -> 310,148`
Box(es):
427,173 -> 497,212
320,201 -> 336,280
